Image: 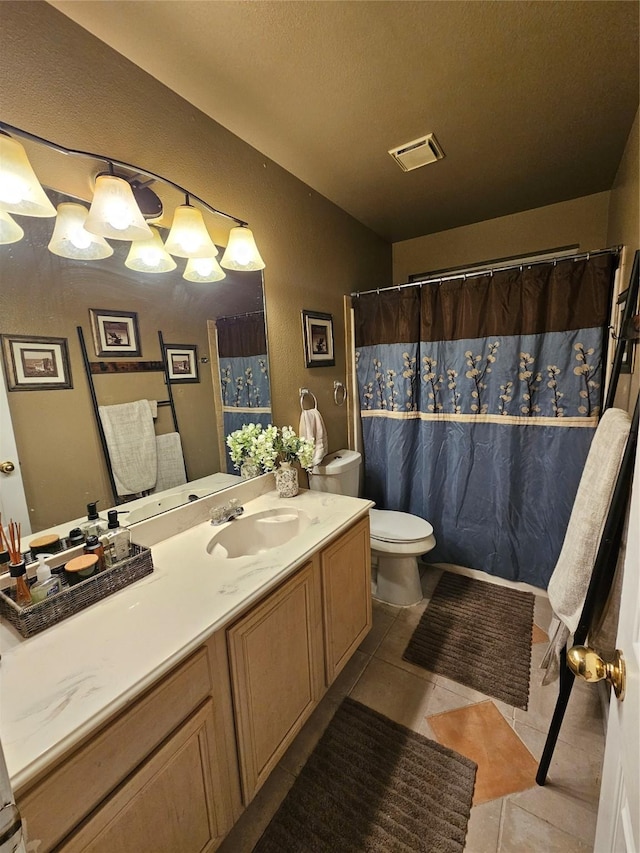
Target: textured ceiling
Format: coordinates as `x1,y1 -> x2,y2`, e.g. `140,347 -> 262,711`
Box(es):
49,0 -> 639,243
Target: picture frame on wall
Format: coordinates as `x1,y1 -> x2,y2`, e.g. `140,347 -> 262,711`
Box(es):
302,310 -> 335,367
165,343 -> 199,383
1,333 -> 73,391
90,308 -> 141,357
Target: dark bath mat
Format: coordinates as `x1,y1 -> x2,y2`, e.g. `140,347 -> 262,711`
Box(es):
403,572 -> 535,710
253,697 -> 477,853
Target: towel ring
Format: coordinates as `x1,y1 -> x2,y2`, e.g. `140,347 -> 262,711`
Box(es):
334,381 -> 347,406
300,387 -> 318,410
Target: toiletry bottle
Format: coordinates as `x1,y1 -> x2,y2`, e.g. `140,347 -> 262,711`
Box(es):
68,527 -> 86,547
84,535 -> 106,572
100,510 -> 131,567
30,555 -> 62,603
81,502 -> 108,538
9,560 -> 32,607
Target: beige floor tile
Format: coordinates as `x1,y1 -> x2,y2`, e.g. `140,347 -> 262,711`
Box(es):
348,656 -> 438,731
372,612 -> 440,682
533,594 -> 553,631
428,701 -> 538,805
278,694 -> 339,776
325,648 -> 369,702
434,674 -> 515,722
499,800 -> 592,852
370,597 -> 403,619
510,780 -> 598,845
357,606 -> 396,655
531,622 -> 549,644
217,765 -> 296,853
464,798 -> 503,853
514,721 -> 603,810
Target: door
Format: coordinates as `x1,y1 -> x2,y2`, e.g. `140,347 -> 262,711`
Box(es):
595,440 -> 639,851
0,358 -> 30,533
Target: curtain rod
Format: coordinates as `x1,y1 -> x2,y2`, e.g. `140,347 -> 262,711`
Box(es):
351,246 -> 622,297
0,120 -> 248,228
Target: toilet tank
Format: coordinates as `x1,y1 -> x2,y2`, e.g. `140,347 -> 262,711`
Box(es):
308,449 -> 361,496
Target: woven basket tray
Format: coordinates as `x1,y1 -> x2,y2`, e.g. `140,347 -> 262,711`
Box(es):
0,544 -> 154,638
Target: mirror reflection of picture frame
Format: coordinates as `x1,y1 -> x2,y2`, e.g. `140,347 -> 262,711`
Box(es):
302,310 -> 335,367
90,308 -> 141,357
165,344 -> 199,383
1,333 -> 73,391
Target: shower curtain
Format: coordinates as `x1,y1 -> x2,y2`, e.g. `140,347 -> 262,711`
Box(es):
217,312 -> 272,473
353,253 -> 616,588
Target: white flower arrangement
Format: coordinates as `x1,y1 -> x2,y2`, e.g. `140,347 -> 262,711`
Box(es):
226,423 -> 315,472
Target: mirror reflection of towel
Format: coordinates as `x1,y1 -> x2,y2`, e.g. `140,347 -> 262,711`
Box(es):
99,400 -> 158,496
155,432 -> 187,492
299,408 -> 328,467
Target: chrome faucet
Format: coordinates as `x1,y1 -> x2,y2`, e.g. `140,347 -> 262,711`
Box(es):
209,498 -> 244,525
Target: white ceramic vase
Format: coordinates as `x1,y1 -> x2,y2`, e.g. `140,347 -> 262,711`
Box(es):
274,461 -> 299,498
241,459 -> 260,480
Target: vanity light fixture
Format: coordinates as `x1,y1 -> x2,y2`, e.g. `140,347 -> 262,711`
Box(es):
164,197 -> 219,259
183,256 -> 226,283
0,209 -> 24,245
125,226 -> 177,273
0,133 -> 56,217
220,225 -> 265,271
84,169 -> 154,241
48,202 -> 114,260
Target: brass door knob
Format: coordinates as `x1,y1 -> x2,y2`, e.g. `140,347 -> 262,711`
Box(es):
567,645 -> 625,700
0,460 -> 15,475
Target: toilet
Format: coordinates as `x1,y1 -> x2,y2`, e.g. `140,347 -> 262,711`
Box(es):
308,450 -> 436,606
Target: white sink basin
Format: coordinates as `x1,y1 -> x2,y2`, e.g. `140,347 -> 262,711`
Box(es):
124,489 -> 212,524
207,508 -> 312,559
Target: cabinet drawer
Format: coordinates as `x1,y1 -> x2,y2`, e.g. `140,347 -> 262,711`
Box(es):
20,647 -> 212,852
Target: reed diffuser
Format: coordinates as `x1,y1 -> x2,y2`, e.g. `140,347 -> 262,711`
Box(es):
0,514 -> 31,607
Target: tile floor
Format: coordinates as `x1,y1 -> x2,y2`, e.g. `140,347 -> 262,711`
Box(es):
219,566 -> 605,853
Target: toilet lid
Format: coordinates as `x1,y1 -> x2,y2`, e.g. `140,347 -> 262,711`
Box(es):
369,509 -> 433,543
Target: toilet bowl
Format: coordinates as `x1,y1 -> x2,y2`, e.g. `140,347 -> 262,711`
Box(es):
309,450 -> 436,606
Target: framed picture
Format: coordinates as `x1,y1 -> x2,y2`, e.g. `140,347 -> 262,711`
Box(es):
1,334 -> 73,391
90,308 -> 141,357
165,343 -> 199,383
302,310 -> 335,367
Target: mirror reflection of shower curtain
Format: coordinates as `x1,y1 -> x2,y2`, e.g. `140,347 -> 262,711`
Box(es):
353,253 -> 617,588
216,312 -> 272,473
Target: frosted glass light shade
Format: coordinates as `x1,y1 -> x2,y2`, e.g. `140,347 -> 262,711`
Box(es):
0,135 -> 56,217
125,227 -> 177,273
220,226 -> 265,271
164,205 -> 218,258
48,203 -> 113,260
84,174 -> 153,241
183,256 -> 226,283
0,209 -> 24,244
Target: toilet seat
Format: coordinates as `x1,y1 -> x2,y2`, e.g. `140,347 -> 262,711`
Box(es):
369,509 -> 434,544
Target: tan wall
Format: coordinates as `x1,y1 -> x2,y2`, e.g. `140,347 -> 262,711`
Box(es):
0,2 -> 391,530
607,109 -> 640,413
392,192 -> 610,284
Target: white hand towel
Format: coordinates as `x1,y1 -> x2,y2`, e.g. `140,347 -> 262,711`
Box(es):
541,407 -> 631,683
299,407 -> 328,467
154,432 -> 187,491
99,400 -> 158,496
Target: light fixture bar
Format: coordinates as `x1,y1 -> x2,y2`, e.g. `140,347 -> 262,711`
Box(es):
0,120 -> 248,228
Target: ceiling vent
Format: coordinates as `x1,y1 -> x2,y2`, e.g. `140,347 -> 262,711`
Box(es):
388,133 -> 445,172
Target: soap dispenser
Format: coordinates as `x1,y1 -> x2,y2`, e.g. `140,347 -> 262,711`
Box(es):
101,510 -> 131,566
81,501 -> 108,538
30,554 -> 62,603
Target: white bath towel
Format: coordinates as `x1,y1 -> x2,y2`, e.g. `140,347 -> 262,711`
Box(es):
154,432 -> 187,492
541,407 -> 631,684
99,400 -> 158,496
299,407 -> 328,467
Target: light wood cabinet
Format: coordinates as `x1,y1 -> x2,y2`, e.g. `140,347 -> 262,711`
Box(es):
227,561 -> 324,803
321,515 -> 372,685
60,700 -> 223,853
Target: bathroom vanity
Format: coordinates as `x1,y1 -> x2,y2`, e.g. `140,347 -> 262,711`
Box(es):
0,478 -> 373,851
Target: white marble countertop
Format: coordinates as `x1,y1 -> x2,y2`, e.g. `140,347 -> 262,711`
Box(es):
0,480 -> 372,791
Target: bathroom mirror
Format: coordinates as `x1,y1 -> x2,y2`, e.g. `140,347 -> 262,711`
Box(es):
0,133 -> 271,533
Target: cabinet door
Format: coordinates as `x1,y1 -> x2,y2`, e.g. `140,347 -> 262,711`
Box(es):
60,700 -> 226,853
227,562 -> 323,803
321,516 -> 372,684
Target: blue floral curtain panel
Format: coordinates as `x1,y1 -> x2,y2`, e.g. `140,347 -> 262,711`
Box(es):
353,254 -> 617,588
217,312 -> 272,472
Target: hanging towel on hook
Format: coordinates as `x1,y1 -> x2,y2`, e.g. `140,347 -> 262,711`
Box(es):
299,406 -> 328,467
99,400 -> 158,496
